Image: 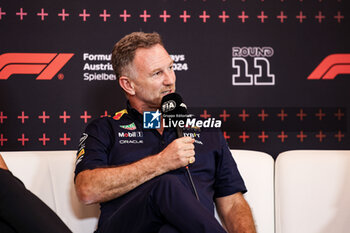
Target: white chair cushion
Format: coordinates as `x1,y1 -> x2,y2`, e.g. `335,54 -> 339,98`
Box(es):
231,150 -> 275,233
275,150 -> 350,233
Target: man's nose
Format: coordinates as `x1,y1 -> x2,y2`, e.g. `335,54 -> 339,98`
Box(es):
163,71 -> 175,85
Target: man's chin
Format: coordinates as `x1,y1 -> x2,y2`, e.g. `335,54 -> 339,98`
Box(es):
150,100 -> 162,110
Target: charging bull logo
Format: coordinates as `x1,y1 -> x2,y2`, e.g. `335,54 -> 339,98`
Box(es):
0,53 -> 74,80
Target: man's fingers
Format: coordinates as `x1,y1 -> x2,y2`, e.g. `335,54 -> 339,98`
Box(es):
173,137 -> 195,151
184,143 -> 195,150
188,156 -> 195,164
179,137 -> 195,143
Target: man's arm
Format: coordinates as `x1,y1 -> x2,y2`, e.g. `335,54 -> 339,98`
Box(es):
215,192 -> 256,233
75,137 -> 195,205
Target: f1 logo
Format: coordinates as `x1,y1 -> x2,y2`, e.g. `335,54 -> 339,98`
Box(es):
0,53 -> 74,80
307,54 -> 350,80
143,110 -> 161,129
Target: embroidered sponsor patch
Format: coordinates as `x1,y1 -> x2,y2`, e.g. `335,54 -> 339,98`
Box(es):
183,132 -> 203,145
119,140 -> 144,144
113,109 -> 128,120
120,122 -> 136,130
183,132 -> 200,138
117,130 -> 143,144
118,131 -> 143,138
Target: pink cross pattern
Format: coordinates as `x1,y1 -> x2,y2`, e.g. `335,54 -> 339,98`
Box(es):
37,8 -> 48,21
257,11 -> 268,23
58,9 -> 69,21
100,9 -> 111,22
79,9 -> 90,21
16,8 -> 28,20
315,11 -> 325,23
159,10 -> 171,23
334,11 -> 344,23
296,11 -> 307,23
140,10 -> 151,22
219,11 -> 230,23
180,10 -> 191,23
120,10 -> 131,22
199,11 -> 210,23
0,8 -> 6,20
238,11 -> 249,23
277,11 -> 287,23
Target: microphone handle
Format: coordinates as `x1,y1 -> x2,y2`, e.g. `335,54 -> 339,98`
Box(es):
185,166 -> 200,201
176,125 -> 183,138
176,126 -> 199,201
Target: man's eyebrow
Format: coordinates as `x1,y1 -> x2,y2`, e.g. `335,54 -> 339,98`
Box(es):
150,61 -> 174,74
167,60 -> 174,67
150,67 -> 162,75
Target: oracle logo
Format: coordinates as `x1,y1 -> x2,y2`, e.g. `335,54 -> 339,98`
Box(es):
0,53 -> 74,80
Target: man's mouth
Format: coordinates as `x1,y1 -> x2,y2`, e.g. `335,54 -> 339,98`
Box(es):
161,90 -> 172,95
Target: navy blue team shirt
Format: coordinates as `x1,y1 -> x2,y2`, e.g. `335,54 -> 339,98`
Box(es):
75,103 -> 247,227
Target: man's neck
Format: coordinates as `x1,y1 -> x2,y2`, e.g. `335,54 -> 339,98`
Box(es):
129,99 -> 158,114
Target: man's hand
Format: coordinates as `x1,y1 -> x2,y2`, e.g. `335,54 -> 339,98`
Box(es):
158,137 -> 195,171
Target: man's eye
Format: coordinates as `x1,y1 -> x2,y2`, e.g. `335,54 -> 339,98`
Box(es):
153,71 -> 162,76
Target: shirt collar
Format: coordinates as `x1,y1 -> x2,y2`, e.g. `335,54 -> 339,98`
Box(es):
126,101 -> 143,123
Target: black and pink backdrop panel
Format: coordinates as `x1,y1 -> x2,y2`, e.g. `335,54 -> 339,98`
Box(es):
0,0 -> 349,158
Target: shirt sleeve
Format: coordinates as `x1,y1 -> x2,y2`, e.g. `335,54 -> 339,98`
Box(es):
213,131 -> 247,198
74,118 -> 114,178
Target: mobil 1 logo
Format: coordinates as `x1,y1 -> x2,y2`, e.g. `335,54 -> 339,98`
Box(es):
232,47 -> 275,86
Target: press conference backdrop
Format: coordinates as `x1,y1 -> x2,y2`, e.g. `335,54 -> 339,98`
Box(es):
0,0 -> 349,158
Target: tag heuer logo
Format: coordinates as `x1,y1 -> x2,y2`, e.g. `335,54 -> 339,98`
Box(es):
120,122 -> 136,130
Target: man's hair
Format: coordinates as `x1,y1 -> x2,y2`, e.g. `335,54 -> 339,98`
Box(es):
111,32 -> 163,79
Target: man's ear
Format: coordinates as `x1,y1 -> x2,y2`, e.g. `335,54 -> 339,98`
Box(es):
119,76 -> 135,95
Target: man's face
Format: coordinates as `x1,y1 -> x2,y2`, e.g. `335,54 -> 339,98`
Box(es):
130,44 -> 176,110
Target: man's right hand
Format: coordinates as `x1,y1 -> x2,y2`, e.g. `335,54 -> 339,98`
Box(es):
75,137 -> 195,205
157,137 -> 195,171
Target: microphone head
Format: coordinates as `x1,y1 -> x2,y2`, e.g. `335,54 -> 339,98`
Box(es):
161,93 -> 188,115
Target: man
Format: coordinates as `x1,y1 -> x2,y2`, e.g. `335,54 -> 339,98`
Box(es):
0,154 -> 72,233
74,32 -> 256,233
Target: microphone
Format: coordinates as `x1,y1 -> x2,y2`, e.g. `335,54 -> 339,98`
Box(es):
160,93 -> 199,201
160,93 -> 187,137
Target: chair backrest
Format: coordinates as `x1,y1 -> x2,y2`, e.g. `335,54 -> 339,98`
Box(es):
275,150 -> 350,233
231,150 -> 275,233
1,151 -> 100,233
